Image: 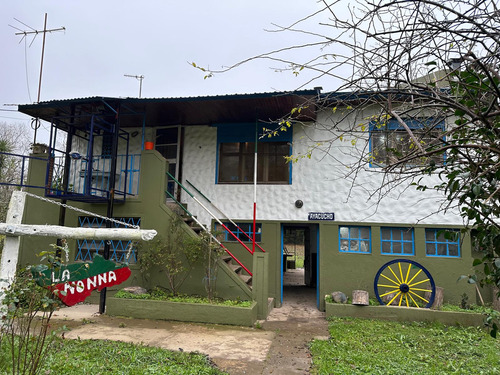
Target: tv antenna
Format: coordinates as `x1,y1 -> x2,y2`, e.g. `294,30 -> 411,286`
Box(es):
10,13 -> 65,144
124,74 -> 145,98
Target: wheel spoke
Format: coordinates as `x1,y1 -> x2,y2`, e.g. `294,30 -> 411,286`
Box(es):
387,291 -> 401,305
407,268 -> 423,284
408,293 -> 420,308
404,263 -> 412,284
405,294 -> 410,307
398,262 -> 404,286
398,294 -> 403,306
379,288 -> 400,297
377,283 -> 402,289
408,278 -> 430,287
387,265 -> 402,284
410,287 -> 432,293
380,273 -> 400,287
409,290 -> 429,303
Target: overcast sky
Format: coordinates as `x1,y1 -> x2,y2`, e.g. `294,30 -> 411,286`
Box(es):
1,0 -> 344,142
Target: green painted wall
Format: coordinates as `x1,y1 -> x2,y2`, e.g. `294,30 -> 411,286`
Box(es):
19,151 -> 478,311
219,220 -> 477,311
318,222 -> 476,310
19,150 -> 252,302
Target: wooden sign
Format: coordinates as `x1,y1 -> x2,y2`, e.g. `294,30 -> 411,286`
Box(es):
33,255 -> 131,306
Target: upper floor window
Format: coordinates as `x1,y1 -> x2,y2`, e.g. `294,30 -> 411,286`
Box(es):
216,123 -> 292,184
339,226 -> 371,253
370,118 -> 444,167
381,227 -> 414,255
425,229 -> 460,258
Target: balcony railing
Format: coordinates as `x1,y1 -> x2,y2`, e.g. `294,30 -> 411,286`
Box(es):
47,153 -> 141,201
0,151 -> 141,203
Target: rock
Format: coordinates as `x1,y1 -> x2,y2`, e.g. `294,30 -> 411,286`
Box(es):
382,292 -> 399,306
331,291 -> 347,304
122,286 -> 147,295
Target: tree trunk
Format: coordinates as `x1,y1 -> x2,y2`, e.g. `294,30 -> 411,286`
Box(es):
352,290 -> 369,305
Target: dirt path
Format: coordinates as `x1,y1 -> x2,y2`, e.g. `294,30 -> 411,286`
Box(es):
220,285 -> 329,375
50,271 -> 329,374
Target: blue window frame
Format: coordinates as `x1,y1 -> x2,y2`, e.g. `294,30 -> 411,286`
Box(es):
381,227 -> 414,255
216,222 -> 262,243
75,216 -> 140,263
369,118 -> 445,167
339,226 -> 371,253
216,123 -> 292,184
425,229 -> 460,258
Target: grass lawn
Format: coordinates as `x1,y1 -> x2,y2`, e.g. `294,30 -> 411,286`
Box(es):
0,337 -> 226,374
310,317 -> 500,374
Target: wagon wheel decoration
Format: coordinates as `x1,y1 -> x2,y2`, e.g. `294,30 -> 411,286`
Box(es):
374,259 -> 436,308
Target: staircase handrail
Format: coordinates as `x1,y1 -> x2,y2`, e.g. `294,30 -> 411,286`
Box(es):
165,189 -> 252,276
167,172 -> 254,255
186,179 -> 266,253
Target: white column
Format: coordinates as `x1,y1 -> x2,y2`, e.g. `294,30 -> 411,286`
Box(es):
0,191 -> 26,302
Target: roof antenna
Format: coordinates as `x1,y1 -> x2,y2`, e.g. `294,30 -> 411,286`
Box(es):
124,74 -> 145,98
10,13 -> 65,144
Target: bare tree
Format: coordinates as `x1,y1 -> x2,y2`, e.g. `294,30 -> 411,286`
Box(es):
0,121 -> 31,221
196,0 -> 500,333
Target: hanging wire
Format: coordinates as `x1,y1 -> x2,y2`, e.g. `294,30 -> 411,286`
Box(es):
24,36 -> 32,103
23,191 -> 141,229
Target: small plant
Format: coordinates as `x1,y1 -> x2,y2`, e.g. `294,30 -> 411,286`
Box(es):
199,232 -> 225,302
114,289 -> 252,307
460,292 -> 470,310
138,216 -> 202,295
0,266 -> 63,375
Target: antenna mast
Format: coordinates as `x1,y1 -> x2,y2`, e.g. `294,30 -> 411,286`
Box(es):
11,13 -> 65,144
124,74 -> 145,98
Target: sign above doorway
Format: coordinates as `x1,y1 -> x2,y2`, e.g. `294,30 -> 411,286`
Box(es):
308,212 -> 335,221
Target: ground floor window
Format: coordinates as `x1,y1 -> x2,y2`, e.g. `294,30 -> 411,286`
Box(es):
339,226 -> 371,253
425,229 -> 460,257
381,227 -> 414,255
75,216 -> 141,263
216,222 -> 262,242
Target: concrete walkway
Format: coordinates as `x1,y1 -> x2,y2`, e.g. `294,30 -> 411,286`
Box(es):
50,269 -> 329,374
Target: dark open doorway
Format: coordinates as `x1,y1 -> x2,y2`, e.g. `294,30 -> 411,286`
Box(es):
281,224 -> 319,307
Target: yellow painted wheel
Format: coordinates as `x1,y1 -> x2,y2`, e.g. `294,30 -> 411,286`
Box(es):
374,259 -> 435,308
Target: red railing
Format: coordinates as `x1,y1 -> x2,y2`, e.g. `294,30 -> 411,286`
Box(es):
165,188 -> 253,276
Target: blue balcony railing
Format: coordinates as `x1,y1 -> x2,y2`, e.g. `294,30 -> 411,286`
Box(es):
47,153 -> 141,201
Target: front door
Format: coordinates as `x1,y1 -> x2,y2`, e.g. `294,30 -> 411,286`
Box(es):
281,223 -> 319,307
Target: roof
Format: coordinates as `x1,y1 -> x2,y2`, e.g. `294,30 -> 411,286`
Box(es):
17,90 -> 319,129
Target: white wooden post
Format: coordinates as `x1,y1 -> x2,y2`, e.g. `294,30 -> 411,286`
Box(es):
0,191 -> 26,291
0,223 -> 157,241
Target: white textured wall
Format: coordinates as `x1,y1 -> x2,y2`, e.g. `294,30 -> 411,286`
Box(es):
179,112 -> 464,228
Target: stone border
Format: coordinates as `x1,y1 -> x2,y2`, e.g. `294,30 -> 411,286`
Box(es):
325,302 -> 486,327
107,297 -> 258,327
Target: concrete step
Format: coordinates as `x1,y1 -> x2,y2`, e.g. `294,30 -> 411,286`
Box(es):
239,274 -> 252,286
229,263 -> 242,274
